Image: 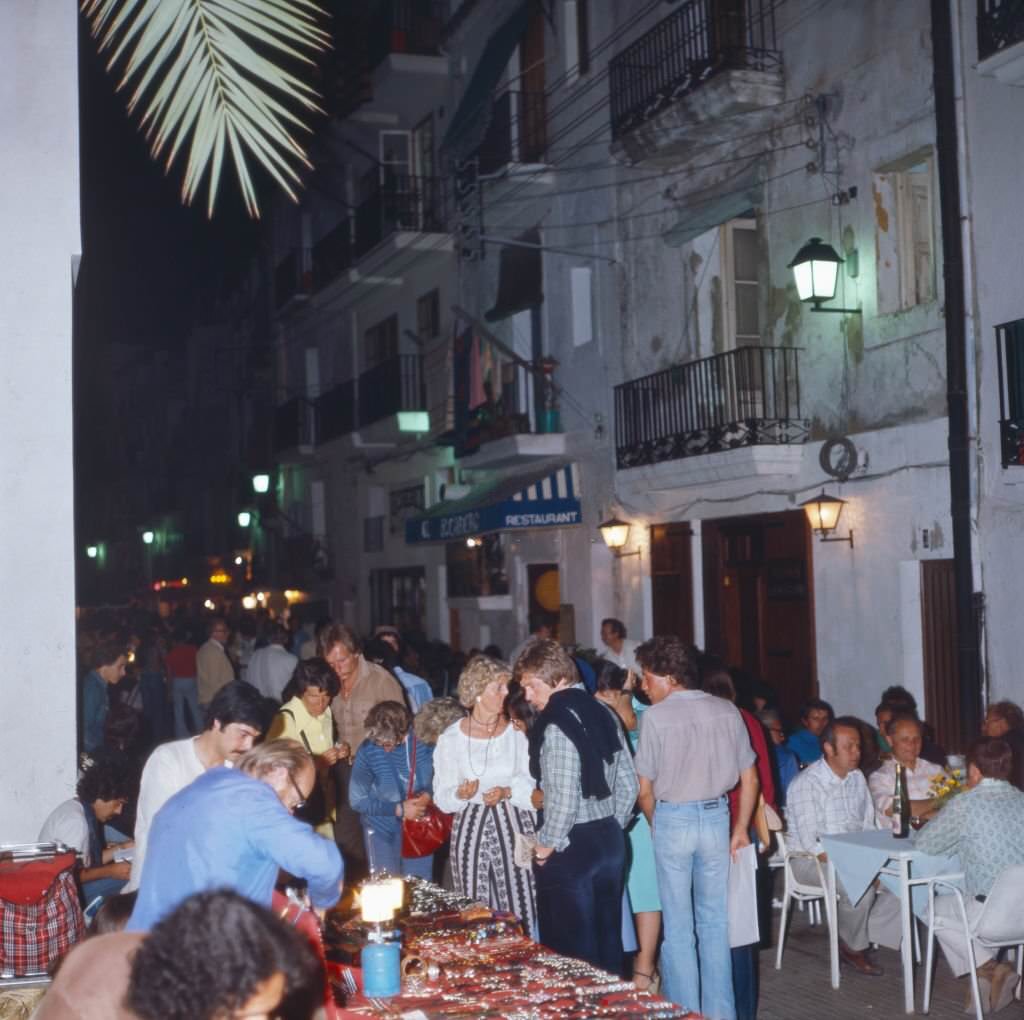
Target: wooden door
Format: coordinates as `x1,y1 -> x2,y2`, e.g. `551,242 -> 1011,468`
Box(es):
650,522 -> 694,644
921,559 -> 960,751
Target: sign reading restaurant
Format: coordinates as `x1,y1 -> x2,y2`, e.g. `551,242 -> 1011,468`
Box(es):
406,498 -> 582,544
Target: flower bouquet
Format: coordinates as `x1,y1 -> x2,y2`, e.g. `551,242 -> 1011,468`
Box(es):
929,767 -> 965,810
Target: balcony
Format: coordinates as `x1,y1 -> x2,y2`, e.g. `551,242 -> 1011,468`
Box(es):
614,346 -> 808,472
978,0 -> 1024,84
273,396 -> 317,454
367,0 -> 446,67
274,248 -> 311,311
311,219 -> 352,293
359,354 -> 426,429
317,379 -> 356,444
354,174 -> 449,261
476,89 -> 549,174
609,0 -> 783,164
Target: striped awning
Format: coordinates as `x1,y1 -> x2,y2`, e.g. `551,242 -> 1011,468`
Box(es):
405,463 -> 582,544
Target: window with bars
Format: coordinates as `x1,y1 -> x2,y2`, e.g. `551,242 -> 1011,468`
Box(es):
996,318 -> 1024,466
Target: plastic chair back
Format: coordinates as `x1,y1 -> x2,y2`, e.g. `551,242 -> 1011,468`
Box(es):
974,864 -> 1024,946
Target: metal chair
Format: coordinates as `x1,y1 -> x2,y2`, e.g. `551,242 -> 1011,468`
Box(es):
774,844 -> 841,989
923,865 -> 1024,1020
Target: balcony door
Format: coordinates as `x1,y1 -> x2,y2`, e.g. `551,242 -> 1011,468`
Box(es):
378,130 -> 416,229
720,218 -> 764,420
701,509 -> 816,725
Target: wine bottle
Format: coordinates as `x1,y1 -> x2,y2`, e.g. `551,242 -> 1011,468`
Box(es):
892,762 -> 910,838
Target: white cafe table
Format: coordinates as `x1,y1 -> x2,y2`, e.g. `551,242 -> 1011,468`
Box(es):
820,829 -> 961,1014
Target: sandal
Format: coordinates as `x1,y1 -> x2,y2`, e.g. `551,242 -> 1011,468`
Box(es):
633,970 -> 656,993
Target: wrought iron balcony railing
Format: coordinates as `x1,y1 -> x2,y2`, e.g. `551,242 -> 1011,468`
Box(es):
366,0 -> 447,67
274,248 -> 311,309
476,89 -> 549,174
609,0 -> 782,140
358,354 -> 427,429
311,219 -> 353,293
317,379 -> 356,444
273,395 -> 317,452
614,346 -> 807,470
978,0 -> 1024,60
354,174 -> 448,259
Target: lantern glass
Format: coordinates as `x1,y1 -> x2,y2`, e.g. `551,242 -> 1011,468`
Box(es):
800,494 -> 845,533
599,518 -> 631,550
789,237 -> 842,303
142,530 -> 155,545
86,545 -> 98,559
252,473 -> 271,494
237,511 -> 252,528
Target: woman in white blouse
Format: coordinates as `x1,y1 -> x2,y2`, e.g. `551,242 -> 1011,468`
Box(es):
433,655 -> 538,936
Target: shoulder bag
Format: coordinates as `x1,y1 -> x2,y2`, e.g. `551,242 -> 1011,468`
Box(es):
400,735 -> 453,858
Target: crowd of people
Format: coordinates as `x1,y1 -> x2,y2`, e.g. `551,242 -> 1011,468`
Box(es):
15,608 -> 1024,1020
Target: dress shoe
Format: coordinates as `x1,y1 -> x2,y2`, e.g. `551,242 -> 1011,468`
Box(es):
838,940 -> 884,977
989,961 -> 1019,1013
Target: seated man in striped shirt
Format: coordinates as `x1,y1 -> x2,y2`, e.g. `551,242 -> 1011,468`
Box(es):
786,715 -> 901,977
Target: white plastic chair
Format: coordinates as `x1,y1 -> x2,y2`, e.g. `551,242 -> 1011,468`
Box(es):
923,865 -> 1024,1020
774,845 -> 841,989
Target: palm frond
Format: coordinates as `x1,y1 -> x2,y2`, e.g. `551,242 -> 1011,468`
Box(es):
82,0 -> 330,217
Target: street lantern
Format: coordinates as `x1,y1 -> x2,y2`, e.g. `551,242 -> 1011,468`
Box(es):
598,517 -> 630,551
86,545 -> 98,559
237,510 -> 252,528
252,473 -> 271,494
799,491 -> 854,547
788,237 -> 862,315
142,530 -> 155,545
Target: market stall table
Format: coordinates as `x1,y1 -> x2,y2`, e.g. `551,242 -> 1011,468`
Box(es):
321,879 -> 702,1019
821,830 -> 962,1014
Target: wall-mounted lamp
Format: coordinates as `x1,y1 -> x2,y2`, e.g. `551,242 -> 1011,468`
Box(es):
237,510 -> 253,528
788,237 -> 862,315
598,517 -> 641,558
86,545 -> 98,559
252,473 -> 271,494
141,530 -> 155,545
799,491 -> 854,547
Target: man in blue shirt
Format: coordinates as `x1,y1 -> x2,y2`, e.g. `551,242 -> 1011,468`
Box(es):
128,739 -> 343,931
785,698 -> 833,766
81,642 -> 128,753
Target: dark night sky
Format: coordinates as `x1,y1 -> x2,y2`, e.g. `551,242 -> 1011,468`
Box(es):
76,14 -> 263,355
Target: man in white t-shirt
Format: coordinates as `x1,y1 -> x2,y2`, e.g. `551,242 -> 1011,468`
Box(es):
126,681 -> 266,891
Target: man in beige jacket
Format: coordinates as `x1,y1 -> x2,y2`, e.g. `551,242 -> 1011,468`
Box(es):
196,617 -> 236,707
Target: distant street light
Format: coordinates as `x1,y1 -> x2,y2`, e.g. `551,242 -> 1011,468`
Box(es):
86,545 -> 98,559
237,511 -> 252,527
252,473 -> 271,494
142,530 -> 155,545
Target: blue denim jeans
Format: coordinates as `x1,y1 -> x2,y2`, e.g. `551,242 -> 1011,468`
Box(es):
654,797 -> 735,1020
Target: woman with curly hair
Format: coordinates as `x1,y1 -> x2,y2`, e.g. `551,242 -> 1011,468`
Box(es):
432,655 -> 539,937
349,700 -> 436,878
33,889 -> 321,1020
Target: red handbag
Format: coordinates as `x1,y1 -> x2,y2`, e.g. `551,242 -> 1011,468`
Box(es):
400,736 -> 452,858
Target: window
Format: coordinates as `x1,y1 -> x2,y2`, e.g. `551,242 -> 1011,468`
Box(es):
417,289 -> 440,340
570,267 -> 593,346
446,534 -> 509,598
564,0 -> 590,80
997,318 -> 1024,466
364,314 -> 399,369
720,218 -> 760,348
874,156 -> 935,314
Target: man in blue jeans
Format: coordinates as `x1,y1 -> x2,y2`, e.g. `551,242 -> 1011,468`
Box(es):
635,637 -> 758,1020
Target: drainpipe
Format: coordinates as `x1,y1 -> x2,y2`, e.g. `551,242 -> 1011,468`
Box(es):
932,0 -> 982,741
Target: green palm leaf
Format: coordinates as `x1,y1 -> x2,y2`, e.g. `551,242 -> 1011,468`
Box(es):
81,0 -> 330,217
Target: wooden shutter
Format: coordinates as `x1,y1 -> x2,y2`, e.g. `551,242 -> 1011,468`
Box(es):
921,559 -> 960,751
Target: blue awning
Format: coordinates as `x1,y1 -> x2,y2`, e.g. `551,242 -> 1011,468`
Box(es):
441,1 -> 530,158
406,463 -> 581,544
